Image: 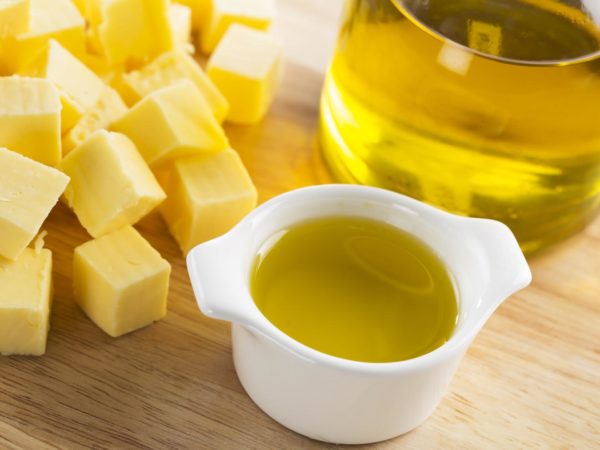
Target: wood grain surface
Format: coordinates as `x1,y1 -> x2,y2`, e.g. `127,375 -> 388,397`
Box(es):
2,1 -> 599,448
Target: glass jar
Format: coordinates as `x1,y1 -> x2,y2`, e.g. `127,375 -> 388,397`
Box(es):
320,0 -> 600,254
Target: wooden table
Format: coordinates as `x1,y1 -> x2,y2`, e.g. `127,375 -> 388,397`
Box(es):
2,1 -> 599,448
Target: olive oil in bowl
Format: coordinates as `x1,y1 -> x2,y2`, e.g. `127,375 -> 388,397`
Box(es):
250,217 -> 458,363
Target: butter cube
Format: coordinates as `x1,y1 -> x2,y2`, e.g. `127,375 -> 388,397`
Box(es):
117,49 -> 228,122
169,3 -> 192,50
21,40 -> 106,133
0,248 -> 53,356
159,148 -> 257,254
0,0 -> 85,73
59,130 -> 166,238
81,53 -> 123,84
73,226 -> 171,337
0,76 -> 62,166
207,25 -> 283,124
71,0 -> 86,15
112,80 -> 228,167
0,147 -> 69,260
200,0 -> 275,54
63,85 -> 128,154
96,0 -> 174,67
77,0 -> 102,25
85,23 -> 105,58
175,0 -> 209,30
0,0 -> 29,37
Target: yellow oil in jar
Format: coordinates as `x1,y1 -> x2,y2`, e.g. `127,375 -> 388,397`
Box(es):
250,217 -> 458,363
320,0 -> 600,254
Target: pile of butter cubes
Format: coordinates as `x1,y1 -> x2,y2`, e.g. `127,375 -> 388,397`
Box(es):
0,0 -> 283,355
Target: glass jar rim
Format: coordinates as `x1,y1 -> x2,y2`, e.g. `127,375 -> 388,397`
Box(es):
392,0 -> 600,66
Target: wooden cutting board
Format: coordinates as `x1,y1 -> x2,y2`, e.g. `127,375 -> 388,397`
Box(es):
1,1 -> 598,448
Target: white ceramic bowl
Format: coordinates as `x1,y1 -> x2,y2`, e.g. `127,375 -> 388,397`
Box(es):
187,185 -> 531,444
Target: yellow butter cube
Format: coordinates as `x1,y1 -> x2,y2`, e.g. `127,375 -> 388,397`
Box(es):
71,0 -> 86,15
169,3 -> 192,50
77,0 -> 102,25
0,0 -> 29,37
96,0 -> 174,67
0,147 -> 69,260
174,0 -> 209,30
21,40 -> 106,133
81,53 -> 123,84
112,80 -> 228,167
85,24 -> 104,57
63,85 -> 128,154
200,0 -> 275,54
117,49 -> 228,122
159,148 -> 257,254
59,130 -> 166,238
0,0 -> 85,73
73,226 -> 171,338
0,248 -> 53,356
207,24 -> 283,124
0,76 -> 62,166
